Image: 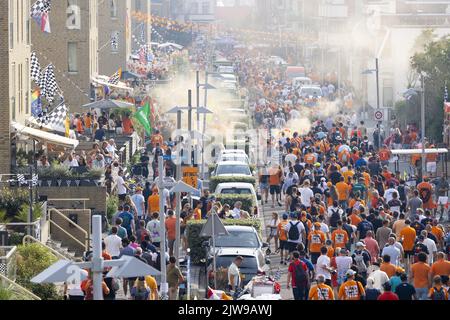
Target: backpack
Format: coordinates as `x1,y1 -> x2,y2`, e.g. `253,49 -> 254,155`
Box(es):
288,221 -> 300,241
430,287 -> 446,301
354,252 -> 367,273
329,208 -> 340,228
293,261 -> 309,288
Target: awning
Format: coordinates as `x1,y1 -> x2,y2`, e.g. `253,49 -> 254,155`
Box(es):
12,122 -> 79,149
92,75 -> 134,93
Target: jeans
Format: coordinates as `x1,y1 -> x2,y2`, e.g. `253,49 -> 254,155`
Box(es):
339,200 -> 348,212
292,286 -> 309,300
415,287 -> 428,300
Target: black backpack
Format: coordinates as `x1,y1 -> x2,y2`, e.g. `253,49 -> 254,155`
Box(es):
293,261 -> 309,287
288,221 -> 300,241
329,208 -> 341,228
430,287 -> 446,300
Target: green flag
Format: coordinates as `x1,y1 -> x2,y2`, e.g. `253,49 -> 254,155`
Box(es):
134,102 -> 152,135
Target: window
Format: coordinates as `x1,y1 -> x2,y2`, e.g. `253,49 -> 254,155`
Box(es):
383,79 -> 394,108
110,31 -> 119,53
9,0 -> 14,49
202,1 -> 210,14
11,63 -> 16,121
67,0 -> 81,30
110,0 -> 118,18
68,42 -> 78,72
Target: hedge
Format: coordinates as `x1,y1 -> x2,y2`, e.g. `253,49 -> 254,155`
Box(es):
186,219 -> 262,265
209,176 -> 256,192
214,194 -> 255,213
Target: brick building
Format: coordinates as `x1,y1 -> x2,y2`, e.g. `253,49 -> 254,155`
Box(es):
98,0 -> 132,76
30,0 -> 99,113
0,0 -> 32,174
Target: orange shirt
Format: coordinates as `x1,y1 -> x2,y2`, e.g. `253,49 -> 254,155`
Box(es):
430,259 -> 450,277
349,213 -> 362,226
122,118 -> 133,135
399,226 -> 416,251
379,149 -> 391,161
338,280 -> 365,300
148,194 -> 160,213
380,262 -> 397,278
342,170 -> 355,183
277,221 -> 289,241
76,119 -> 84,133
326,246 -> 335,259
349,199 -> 365,209
426,153 -> 438,162
362,172 -> 371,187
268,168 -> 281,185
336,182 -> 350,201
304,153 -> 316,164
194,208 -> 202,220
165,217 -> 177,240
431,226 -> 445,242
309,284 -> 335,300
411,262 -> 431,288
308,230 -> 326,253
331,229 -> 349,249
84,116 -> 92,128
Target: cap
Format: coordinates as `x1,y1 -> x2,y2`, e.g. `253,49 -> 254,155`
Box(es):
346,269 -> 356,277
136,186 -> 143,191
282,213 -> 289,220
356,241 -> 366,247
314,162 -> 321,167
304,170 -> 311,175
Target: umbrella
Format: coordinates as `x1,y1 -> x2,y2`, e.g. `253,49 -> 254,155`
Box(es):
338,145 -> 351,153
82,99 -> 135,110
158,42 -> 183,50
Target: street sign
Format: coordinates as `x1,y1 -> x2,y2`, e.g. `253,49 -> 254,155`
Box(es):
374,109 -> 384,121
182,167 -> 199,189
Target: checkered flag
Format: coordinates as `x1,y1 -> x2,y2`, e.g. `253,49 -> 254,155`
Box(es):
108,68 -> 122,85
30,0 -> 51,18
445,84 -> 448,102
39,64 -> 58,102
31,174 -> 39,187
111,32 -> 119,51
38,101 -> 68,133
17,174 -> 27,186
30,52 -> 41,85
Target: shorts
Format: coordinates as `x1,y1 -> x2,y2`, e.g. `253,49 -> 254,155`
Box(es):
310,252 -> 321,265
279,240 -> 289,250
270,185 -> 281,195
404,250 -> 414,258
168,239 -> 175,251
260,182 -> 269,192
288,242 -> 298,253
426,162 -> 437,173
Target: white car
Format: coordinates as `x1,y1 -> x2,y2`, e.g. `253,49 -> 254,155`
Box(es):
299,86 -> 323,98
215,182 -> 258,205
220,149 -> 246,156
218,153 -> 249,164
217,66 -> 235,74
268,55 -> 287,66
220,74 -> 237,82
213,161 -> 253,177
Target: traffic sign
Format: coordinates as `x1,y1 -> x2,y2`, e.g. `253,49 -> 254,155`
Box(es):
374,109 -> 384,121
182,167 -> 199,189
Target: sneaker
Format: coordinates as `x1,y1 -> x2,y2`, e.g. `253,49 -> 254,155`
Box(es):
277,201 -> 282,207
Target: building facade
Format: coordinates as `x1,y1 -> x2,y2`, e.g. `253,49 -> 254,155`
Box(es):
174,0 -> 216,23
0,0 -> 31,174
99,0 -> 131,75
131,0 -> 152,52
31,0 -> 98,113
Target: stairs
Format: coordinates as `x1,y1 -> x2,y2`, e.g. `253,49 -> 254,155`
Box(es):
46,238 -> 80,260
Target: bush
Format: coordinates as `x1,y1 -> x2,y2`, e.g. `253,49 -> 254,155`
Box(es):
0,187 -> 29,217
16,243 -> 61,300
209,176 -> 256,192
106,195 -> 119,222
186,219 -> 262,265
214,194 -> 255,213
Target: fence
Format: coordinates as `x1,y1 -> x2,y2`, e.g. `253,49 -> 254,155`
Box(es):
0,246 -> 17,282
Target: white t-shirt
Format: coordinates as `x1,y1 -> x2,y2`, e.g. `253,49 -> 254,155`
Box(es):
316,255 -> 331,280
106,144 -> 116,158
104,234 -> 122,257
299,187 -> 314,207
423,238 -> 437,264
116,176 -> 126,195
368,269 -> 389,291
285,220 -> 305,244
320,223 -> 329,235
131,194 -> 145,217
381,245 -> 401,266
335,256 -> 353,274
228,262 -> 241,288
383,188 -> 399,203
285,153 -> 297,166
231,208 -> 241,219
162,188 -> 170,208
146,220 -> 161,243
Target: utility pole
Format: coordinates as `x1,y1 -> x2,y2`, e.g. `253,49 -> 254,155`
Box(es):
196,70 -> 200,132
174,109 -> 182,265
420,75 -> 426,179
158,156 -> 168,300
375,58 -> 382,150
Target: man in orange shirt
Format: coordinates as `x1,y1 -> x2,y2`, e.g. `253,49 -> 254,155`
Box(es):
165,210 -> 178,257
336,177 -> 350,210
331,221 -> 349,249
378,145 -> 391,166
348,208 -> 362,227
151,130 -> 164,149
417,178 -> 436,210
338,269 -> 366,300
268,165 -> 282,208
147,189 -> 160,216
430,252 -> 450,280
308,275 -> 335,300
410,252 -> 431,300
380,254 -> 397,278
399,219 -> 416,259
308,223 -> 326,264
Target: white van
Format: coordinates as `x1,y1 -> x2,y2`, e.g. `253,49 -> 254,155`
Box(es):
292,77 -> 312,88
215,182 -> 258,205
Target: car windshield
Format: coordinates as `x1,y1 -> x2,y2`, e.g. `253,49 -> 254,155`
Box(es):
215,231 -> 259,248
220,188 -> 252,195
216,164 -> 251,175
221,155 -> 247,162
215,256 -> 258,271
301,87 -> 322,96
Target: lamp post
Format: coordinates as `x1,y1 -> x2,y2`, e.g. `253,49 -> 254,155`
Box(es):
404,74 -> 426,179
362,58 -> 381,149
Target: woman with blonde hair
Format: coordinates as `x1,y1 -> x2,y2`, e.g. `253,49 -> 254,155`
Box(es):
130,277 -> 151,300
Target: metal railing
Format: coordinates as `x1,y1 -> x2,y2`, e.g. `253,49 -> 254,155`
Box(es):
0,273 -> 41,301
22,235 -> 68,260
48,208 -> 89,252
0,246 -> 17,282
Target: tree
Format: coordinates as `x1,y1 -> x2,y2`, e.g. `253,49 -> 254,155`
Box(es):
409,35 -> 450,142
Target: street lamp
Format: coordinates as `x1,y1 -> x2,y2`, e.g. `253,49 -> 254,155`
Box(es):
362,58 -> 381,149
403,75 -> 426,180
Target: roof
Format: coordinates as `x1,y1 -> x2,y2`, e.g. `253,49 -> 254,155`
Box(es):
217,161 -> 250,166
12,122 -> 79,149
391,148 -> 448,155
215,182 -> 255,189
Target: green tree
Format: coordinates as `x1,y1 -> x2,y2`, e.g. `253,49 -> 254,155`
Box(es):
409,35 -> 450,142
